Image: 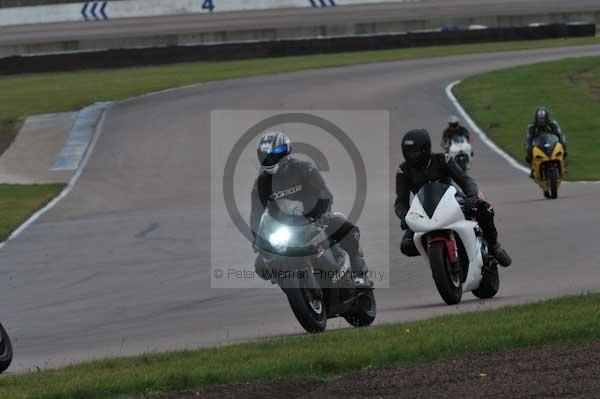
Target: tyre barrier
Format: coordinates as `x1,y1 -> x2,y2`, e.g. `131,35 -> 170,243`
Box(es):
0,23 -> 595,75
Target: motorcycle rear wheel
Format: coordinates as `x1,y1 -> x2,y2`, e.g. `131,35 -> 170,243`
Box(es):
549,177 -> 559,199
344,289 -> 377,328
544,165 -> 559,199
472,263 -> 499,299
428,241 -> 462,305
0,323 -> 13,374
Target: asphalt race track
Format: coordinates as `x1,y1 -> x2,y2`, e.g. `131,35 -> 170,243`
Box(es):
1,45 -> 600,372
1,0 -> 599,46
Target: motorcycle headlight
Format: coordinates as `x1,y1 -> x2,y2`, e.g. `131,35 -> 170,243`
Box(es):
269,227 -> 291,252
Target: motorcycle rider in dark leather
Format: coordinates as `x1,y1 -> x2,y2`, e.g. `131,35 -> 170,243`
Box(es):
395,129 -> 512,267
525,107 -> 567,168
441,115 -> 472,152
251,131 -> 370,284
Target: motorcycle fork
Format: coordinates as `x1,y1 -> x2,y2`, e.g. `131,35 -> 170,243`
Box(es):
428,232 -> 459,264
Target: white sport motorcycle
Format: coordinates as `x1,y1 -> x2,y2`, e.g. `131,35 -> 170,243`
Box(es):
447,136 -> 472,171
405,182 -> 499,305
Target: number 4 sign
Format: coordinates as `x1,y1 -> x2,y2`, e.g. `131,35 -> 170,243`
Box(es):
202,0 -> 215,12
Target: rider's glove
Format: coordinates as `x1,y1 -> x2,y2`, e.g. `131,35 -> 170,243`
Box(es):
463,196 -> 480,213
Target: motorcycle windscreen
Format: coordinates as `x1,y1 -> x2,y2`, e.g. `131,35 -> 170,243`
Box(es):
532,134 -> 559,157
417,182 -> 451,219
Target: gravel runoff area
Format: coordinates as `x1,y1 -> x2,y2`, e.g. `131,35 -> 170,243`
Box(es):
155,341 -> 600,399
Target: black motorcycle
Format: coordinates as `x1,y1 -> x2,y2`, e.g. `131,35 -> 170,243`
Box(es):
0,323 -> 12,373
255,211 -> 376,333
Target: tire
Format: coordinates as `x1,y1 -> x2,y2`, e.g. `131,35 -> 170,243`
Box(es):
285,279 -> 327,333
0,323 -> 13,374
472,263 -> 499,299
428,241 -> 462,305
344,289 -> 377,328
546,166 -> 559,199
549,176 -> 559,199
456,155 -> 469,171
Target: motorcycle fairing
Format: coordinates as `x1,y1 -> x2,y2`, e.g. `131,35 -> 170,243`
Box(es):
449,137 -> 472,157
531,134 -> 565,191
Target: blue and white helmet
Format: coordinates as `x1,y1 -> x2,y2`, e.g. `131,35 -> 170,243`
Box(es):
256,131 -> 291,174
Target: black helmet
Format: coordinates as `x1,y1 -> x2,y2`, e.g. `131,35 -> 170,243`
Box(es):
448,115 -> 460,130
402,129 -> 431,168
257,131 -> 291,174
534,107 -> 550,126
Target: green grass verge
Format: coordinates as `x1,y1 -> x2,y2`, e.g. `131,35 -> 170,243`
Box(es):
454,55 -> 600,181
1,36 -> 599,144
1,293 -> 599,399
0,184 -> 63,242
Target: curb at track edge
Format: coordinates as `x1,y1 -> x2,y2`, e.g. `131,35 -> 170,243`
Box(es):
0,103 -> 113,250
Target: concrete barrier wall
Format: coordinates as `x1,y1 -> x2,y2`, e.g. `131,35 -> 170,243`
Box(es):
0,0 -> 412,26
1,23 -> 595,75
0,0 -> 98,7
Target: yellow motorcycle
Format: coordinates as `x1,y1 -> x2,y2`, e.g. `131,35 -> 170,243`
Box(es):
530,133 -> 566,199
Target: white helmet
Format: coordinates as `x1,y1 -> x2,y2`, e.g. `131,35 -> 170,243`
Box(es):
448,115 -> 460,129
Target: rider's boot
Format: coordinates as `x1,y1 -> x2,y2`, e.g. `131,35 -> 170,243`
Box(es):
350,254 -> 373,288
474,201 -> 513,268
400,229 -> 421,257
490,243 -> 512,268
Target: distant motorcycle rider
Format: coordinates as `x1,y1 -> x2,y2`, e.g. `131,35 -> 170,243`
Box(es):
441,115 -> 472,151
525,107 -> 567,166
395,129 -> 512,267
251,131 -> 370,283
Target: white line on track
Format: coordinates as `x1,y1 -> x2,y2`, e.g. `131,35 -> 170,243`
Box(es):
0,103 -> 112,250
446,80 -> 530,174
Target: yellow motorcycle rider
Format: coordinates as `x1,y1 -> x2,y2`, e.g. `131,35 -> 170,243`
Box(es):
525,107 -> 568,199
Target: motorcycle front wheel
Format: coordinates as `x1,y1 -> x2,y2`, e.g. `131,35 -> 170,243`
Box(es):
0,323 -> 13,374
428,241 -> 462,305
548,173 -> 559,199
285,276 -> 327,333
543,164 -> 560,199
456,156 -> 469,171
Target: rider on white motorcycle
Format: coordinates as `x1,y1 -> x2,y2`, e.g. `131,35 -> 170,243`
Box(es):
441,116 -> 472,151
395,129 -> 512,267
